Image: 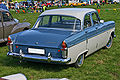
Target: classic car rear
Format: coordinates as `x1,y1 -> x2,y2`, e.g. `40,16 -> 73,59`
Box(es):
7,8 -> 115,67
7,15 -> 79,63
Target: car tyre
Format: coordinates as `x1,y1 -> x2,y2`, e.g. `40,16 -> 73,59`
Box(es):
74,54 -> 84,68
105,35 -> 113,49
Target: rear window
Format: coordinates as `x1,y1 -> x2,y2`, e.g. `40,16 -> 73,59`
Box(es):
36,15 -> 81,30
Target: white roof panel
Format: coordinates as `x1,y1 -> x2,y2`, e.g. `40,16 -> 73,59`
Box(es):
40,8 -> 96,21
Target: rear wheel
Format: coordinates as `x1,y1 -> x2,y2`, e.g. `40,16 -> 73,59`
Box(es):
74,54 -> 84,68
105,35 -> 113,49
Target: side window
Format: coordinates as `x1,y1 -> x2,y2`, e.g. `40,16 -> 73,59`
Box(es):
84,14 -> 91,29
92,13 -> 99,25
2,12 -> 13,22
39,16 -> 50,26
60,16 -> 81,30
52,16 -> 60,23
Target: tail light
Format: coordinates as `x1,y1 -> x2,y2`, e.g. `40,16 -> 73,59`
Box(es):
7,36 -> 12,45
7,36 -> 13,52
62,41 -> 67,49
61,41 -> 68,59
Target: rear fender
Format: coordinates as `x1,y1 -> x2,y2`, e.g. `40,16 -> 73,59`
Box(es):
11,22 -> 31,34
75,50 -> 88,62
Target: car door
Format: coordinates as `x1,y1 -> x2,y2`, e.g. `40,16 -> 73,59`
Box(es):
65,18 -> 87,64
83,13 -> 98,56
2,11 -> 17,40
0,12 -> 4,43
91,12 -> 110,49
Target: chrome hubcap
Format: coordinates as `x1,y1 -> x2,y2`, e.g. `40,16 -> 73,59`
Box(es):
78,54 -> 84,65
106,37 -> 112,48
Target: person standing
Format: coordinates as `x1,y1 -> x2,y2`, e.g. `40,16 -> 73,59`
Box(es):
42,5 -> 46,12
8,2 -> 11,10
102,0 -> 105,5
0,0 -> 8,10
97,1 -> 101,8
15,1 -> 19,10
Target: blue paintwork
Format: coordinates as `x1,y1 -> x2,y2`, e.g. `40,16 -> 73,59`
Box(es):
65,21 -> 115,47
14,28 -> 73,48
13,45 -> 63,58
10,28 -> 74,58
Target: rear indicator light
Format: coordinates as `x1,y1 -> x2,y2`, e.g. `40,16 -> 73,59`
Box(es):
7,36 -> 13,52
7,36 -> 12,45
61,41 -> 68,58
62,41 -> 67,49
8,37 -> 11,40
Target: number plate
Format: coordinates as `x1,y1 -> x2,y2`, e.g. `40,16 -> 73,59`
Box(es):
28,48 -> 45,54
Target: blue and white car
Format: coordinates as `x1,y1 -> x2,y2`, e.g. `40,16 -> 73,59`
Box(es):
7,8 -> 115,67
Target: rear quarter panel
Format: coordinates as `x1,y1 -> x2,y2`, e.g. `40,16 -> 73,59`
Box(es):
65,31 -> 87,64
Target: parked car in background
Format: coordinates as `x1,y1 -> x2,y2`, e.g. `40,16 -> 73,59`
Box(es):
78,2 -> 86,6
7,8 -> 115,68
69,1 -> 86,6
0,8 -> 30,43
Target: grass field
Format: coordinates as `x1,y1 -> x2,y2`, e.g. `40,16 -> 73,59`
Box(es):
0,4 -> 120,80
12,0 -> 27,2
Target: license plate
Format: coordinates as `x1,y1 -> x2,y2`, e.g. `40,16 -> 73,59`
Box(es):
28,48 -> 45,54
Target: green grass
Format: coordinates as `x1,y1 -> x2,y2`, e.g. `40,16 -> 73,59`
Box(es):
0,4 -> 120,80
12,0 -> 27,2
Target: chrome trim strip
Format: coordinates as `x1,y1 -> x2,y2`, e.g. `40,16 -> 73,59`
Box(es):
7,52 -> 71,63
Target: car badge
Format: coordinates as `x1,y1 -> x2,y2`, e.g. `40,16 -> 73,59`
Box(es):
35,42 -> 39,45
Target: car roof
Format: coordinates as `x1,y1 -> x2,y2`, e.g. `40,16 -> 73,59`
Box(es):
40,8 -> 96,21
0,8 -> 9,12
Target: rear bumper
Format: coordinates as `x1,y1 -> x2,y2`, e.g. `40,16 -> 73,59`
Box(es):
7,52 -> 71,64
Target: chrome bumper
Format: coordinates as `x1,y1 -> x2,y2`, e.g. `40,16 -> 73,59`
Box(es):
7,52 -> 71,63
